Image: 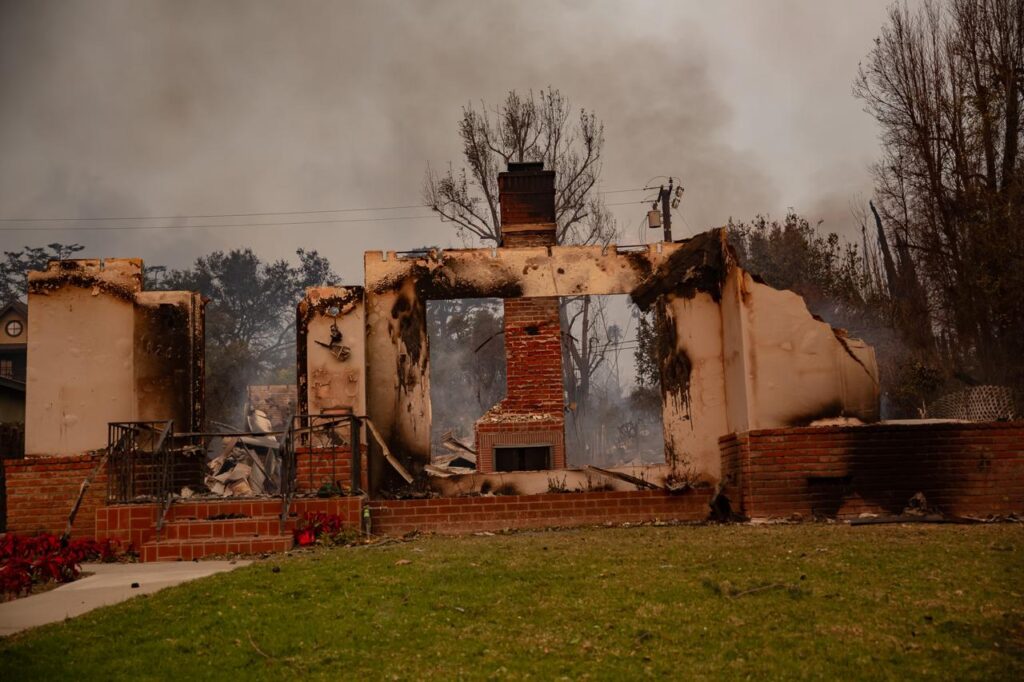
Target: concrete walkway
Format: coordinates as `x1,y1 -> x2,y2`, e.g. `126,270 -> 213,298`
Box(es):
0,560 -> 251,637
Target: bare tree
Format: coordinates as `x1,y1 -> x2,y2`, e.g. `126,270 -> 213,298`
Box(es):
426,89 -> 624,451
854,0 -> 1024,395
424,87 -> 614,246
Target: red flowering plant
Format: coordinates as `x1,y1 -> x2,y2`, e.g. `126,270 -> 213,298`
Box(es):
1,533 -> 128,599
292,512 -> 358,547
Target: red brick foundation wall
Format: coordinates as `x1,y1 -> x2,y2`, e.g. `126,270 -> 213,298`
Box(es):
719,422 -> 1024,519
3,453 -> 105,537
369,489 -> 712,536
295,446 -> 364,493
97,496 -> 363,551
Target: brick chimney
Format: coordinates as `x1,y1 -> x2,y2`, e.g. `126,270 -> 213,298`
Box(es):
498,161 -> 557,248
476,162 -> 566,473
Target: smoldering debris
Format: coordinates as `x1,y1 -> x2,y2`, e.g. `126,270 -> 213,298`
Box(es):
181,409 -> 283,498
203,435 -> 281,496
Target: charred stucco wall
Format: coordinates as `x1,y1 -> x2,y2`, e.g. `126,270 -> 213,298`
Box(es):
25,259 -> 204,455
659,292 -> 730,478
134,291 -> 205,432
722,268 -> 879,430
363,230 -> 880,486
25,260 -> 142,455
363,243 -> 680,469
643,233 -> 879,482
297,286 -> 366,418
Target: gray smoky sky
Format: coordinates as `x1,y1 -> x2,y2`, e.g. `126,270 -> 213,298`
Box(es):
0,0 -> 895,279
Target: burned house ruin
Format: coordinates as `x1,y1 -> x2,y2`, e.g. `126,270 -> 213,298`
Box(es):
3,163 -> 1021,560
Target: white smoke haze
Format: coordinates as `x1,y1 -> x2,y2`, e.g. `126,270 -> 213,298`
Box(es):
0,0 -> 896,277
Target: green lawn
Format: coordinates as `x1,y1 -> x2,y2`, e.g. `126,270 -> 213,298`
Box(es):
1,523 -> 1022,680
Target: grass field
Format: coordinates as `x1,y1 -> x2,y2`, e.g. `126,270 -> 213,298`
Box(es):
1,523 -> 1021,680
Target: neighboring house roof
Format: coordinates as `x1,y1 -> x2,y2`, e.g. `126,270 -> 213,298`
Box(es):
0,301 -> 27,320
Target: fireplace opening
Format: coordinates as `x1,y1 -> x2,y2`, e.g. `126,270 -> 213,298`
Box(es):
494,445 -> 552,472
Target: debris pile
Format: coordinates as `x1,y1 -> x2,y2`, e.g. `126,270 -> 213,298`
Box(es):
426,431 -> 477,477
182,409 -> 282,498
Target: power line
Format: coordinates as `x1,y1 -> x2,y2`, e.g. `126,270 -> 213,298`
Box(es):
0,187 -> 648,224
0,203 -> 429,223
0,199 -> 650,233
0,213 -> 441,233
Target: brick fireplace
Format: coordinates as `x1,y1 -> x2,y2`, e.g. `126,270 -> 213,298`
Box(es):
475,162 -> 566,473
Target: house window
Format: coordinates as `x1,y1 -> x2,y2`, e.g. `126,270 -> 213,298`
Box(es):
0,360 -> 12,379
5,320 -> 22,338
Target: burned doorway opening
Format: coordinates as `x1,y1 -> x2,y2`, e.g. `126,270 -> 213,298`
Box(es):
560,294 -> 665,468
426,298 -> 506,470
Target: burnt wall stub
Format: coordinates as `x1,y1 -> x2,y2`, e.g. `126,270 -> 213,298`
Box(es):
134,292 -> 205,432
296,286 -> 366,431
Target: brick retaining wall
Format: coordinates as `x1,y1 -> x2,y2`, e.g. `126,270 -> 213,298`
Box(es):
295,446 -> 363,493
719,422 -> 1024,519
3,453 -> 105,536
369,489 -> 713,536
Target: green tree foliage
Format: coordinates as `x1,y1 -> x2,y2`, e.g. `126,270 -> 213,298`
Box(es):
0,243 -> 85,304
728,212 -> 876,320
158,248 -> 338,425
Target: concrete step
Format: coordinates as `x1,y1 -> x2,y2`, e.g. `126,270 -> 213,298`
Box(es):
140,535 -> 293,562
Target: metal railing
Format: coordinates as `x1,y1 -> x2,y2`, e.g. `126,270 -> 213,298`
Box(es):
105,413 -> 364,506
106,421 -> 176,504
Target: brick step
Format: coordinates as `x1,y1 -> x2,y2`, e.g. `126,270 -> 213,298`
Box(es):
163,499 -> 286,523
160,516 -> 288,541
140,535 -> 294,562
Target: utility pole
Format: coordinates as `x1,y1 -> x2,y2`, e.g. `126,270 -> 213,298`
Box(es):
647,177 -> 683,243
659,180 -> 673,242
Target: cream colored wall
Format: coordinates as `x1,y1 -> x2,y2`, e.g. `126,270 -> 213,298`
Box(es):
364,242 -> 681,299
662,292 -> 729,481
364,278 -> 431,464
25,288 -> 137,454
25,258 -> 202,455
303,287 -> 366,416
721,268 -> 755,434
361,236 -> 879,486
740,273 -> 879,426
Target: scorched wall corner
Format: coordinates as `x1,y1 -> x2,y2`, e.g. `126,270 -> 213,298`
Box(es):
24,259 -> 205,456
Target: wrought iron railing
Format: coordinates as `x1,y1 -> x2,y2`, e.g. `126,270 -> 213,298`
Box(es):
106,421 -> 175,504
105,413 -> 363,507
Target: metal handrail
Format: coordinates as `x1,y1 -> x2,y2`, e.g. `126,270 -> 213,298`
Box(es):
153,420 -> 176,537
